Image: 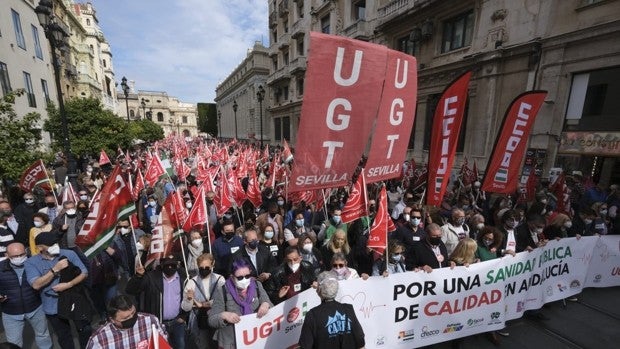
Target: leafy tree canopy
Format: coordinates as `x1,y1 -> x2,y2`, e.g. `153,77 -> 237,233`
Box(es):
0,89 -> 49,182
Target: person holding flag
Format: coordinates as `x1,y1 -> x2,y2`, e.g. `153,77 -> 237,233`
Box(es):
86,294 -> 168,349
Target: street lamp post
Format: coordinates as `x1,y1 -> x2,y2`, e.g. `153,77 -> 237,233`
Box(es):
140,98 -> 146,120
256,85 -> 265,148
217,110 -> 222,139
232,100 -> 238,140
35,0 -> 77,186
121,77 -> 130,123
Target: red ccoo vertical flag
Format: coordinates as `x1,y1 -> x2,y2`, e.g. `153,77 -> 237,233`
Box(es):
132,170 -> 145,201
144,153 -> 166,187
282,139 -> 294,164
482,91 -> 547,194
99,149 -> 111,166
19,159 -> 52,193
426,72 -> 471,206
368,186 -> 389,254
341,170 -> 367,224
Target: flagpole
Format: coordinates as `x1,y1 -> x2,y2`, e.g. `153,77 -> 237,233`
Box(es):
129,220 -> 143,268
321,189 -> 329,220
41,161 -> 59,205
88,188 -> 99,208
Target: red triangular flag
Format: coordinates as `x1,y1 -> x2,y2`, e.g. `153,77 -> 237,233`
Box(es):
144,154 -> 166,187
165,190 -> 189,229
147,325 -> 172,349
341,171 -> 367,224
182,186 -> 207,232
99,149 -> 111,166
282,139 -> 293,163
246,169 -> 263,209
214,167 -> 234,215
132,170 -> 145,201
368,186 -> 389,254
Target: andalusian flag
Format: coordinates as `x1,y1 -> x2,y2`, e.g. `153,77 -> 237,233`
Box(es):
75,165 -> 136,257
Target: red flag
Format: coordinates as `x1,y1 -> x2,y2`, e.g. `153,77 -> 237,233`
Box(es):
165,190 -> 189,229
282,139 -> 294,163
19,159 -> 51,192
214,167 -> 234,215
99,149 -> 111,166
132,170 -> 145,201
426,72 -> 471,206
290,33 -> 389,192
472,161 -> 479,183
76,166 -> 136,257
368,186 -> 389,254
460,158 -> 476,186
525,173 -> 539,202
552,173 -> 571,216
365,49 -> 418,184
341,170 -> 367,224
182,185 -> 207,232
61,181 -> 77,204
144,154 -> 166,187
145,205 -> 176,268
247,169 -> 263,209
148,325 -> 172,349
482,91 -> 547,194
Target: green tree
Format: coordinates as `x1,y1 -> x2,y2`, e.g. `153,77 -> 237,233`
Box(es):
197,102 -> 217,136
129,119 -> 165,143
0,89 -> 49,182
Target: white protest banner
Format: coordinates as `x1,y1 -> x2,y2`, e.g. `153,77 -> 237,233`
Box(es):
584,235 -> 620,287
234,288 -> 320,349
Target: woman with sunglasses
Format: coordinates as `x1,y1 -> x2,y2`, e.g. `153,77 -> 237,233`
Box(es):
329,252 -> 369,280
208,259 -> 273,349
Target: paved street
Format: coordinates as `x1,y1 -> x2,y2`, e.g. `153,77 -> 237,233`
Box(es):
1,286 -> 618,348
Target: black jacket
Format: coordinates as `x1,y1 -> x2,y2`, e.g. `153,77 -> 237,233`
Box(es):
515,224 -> 537,252
228,245 -> 276,277
265,260 -> 315,304
126,268 -> 189,322
299,300 -> 365,349
411,240 -> 450,269
0,260 -> 41,315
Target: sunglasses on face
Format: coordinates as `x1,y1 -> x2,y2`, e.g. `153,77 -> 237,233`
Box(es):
235,275 -> 251,281
332,263 -> 345,268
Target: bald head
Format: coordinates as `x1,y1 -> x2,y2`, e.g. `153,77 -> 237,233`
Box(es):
6,242 -> 26,258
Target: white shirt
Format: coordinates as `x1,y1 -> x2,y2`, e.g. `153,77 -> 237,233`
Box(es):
505,229 -> 516,252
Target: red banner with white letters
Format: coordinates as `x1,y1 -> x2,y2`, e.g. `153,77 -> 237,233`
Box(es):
290,33 -> 387,192
19,159 -> 51,192
365,50 -> 418,183
426,72 -> 471,206
482,91 -> 547,194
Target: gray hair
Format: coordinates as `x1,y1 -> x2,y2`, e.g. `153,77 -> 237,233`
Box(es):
316,271 -> 339,300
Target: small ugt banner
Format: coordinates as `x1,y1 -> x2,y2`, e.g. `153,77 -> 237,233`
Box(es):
290,32 -> 393,192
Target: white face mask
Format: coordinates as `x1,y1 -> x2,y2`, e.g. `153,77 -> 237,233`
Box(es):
563,221 -> 573,229
135,242 -> 145,252
80,195 -> 89,201
120,227 -> 130,235
303,243 -> 313,252
148,201 -> 157,207
191,239 -> 203,248
288,262 -> 300,273
186,202 -> 193,209
476,223 -> 485,230
25,199 -> 34,204
47,243 -> 60,256
66,209 -> 77,216
584,218 -> 593,225
403,214 -> 410,222
235,277 -> 251,290
34,221 -> 44,228
10,255 -> 27,267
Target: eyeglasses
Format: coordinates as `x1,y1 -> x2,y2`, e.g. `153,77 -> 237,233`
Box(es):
411,216 -> 422,219
223,230 -> 235,234
118,226 -> 130,229
332,263 -> 345,268
234,275 -> 251,281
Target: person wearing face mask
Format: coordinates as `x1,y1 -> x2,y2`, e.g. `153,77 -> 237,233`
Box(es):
208,260 -> 272,348
265,247 -> 317,305
29,213 -> 52,255
229,228 -> 276,284
260,223 -> 282,264
25,232 -> 90,349
141,195 -> 161,235
411,223 -> 455,273
256,202 -> 284,244
297,233 -> 323,276
317,208 -> 348,245
0,242 -> 53,349
320,229 -> 357,270
276,195 -> 287,216
497,210 -> 520,257
392,208 -> 425,266
13,192 -> 39,246
515,214 -> 548,252
0,211 -> 15,261
126,255 -> 189,349
372,239 -> 407,276
38,194 -> 61,222
284,209 -> 314,248
181,253 -> 225,348
567,207 -> 597,237
86,295 -> 167,349
212,222 -> 244,279
467,214 -> 486,240
591,202 -> 610,235
329,253 -> 368,280
475,227 -> 508,261
51,201 -> 86,251
187,230 -> 205,277
543,213 -> 573,240
440,208 -> 469,255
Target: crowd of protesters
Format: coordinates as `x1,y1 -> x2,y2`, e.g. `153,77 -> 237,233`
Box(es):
0,140 -> 618,349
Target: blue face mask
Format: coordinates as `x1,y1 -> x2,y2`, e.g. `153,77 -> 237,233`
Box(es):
332,216 -> 341,224
296,219 -> 304,227
391,254 -> 402,262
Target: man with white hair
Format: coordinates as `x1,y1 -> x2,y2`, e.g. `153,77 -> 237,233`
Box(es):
298,271 -> 365,349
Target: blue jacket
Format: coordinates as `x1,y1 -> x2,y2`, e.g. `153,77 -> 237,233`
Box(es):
0,259 -> 42,315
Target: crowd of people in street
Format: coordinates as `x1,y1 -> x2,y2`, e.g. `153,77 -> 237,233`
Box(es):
0,138 -> 618,349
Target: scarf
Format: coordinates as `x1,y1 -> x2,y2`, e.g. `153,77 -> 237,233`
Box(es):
224,277 -> 257,316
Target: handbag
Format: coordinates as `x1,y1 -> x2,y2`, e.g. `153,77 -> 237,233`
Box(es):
192,276 -> 221,329
57,260 -> 92,321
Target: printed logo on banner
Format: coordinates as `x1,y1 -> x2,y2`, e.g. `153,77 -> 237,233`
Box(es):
287,307 -> 300,323
420,326 -> 440,339
443,323 -> 464,333
546,285 -> 554,296
557,283 -> 567,292
516,301 -> 525,313
375,335 -> 386,346
593,274 -> 602,283
570,280 -> 581,289
488,312 -> 502,325
494,169 -> 508,183
467,318 -> 484,328
397,329 -> 415,343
